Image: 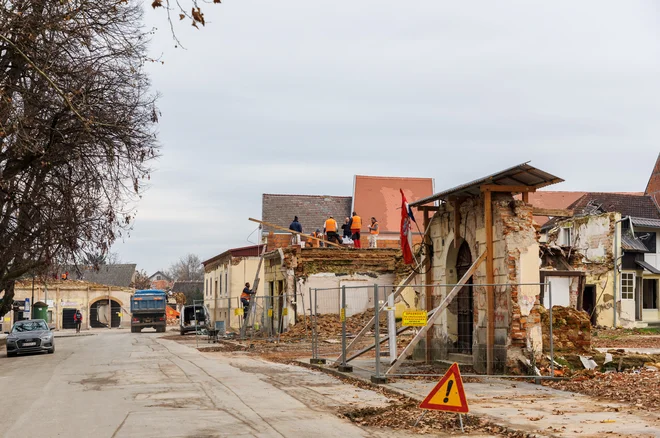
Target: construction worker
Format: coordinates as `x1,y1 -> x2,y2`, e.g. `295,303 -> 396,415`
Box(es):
341,217 -> 352,243
368,217 -> 379,248
241,282 -> 255,319
289,216 -> 303,246
324,215 -> 341,245
350,211 -> 362,248
307,229 -> 321,248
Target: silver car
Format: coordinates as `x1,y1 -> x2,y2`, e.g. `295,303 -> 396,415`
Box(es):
5,319 -> 55,357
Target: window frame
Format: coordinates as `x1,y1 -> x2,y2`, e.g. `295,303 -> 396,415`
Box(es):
621,272 -> 635,301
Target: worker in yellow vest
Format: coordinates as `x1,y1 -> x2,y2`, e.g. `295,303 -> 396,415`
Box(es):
324,215 -> 341,245
368,217 -> 379,248
350,211 -> 362,248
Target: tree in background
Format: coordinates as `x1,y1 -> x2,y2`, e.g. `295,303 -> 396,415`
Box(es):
168,254 -> 203,282
0,1 -> 158,317
130,270 -> 152,290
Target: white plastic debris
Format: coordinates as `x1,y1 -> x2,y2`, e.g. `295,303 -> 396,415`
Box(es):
580,356 -> 598,370
604,353 -> 613,365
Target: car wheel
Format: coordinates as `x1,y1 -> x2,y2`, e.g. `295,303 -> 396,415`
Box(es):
48,347 -> 55,354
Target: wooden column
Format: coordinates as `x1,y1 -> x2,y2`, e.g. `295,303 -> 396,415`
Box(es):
522,192 -> 529,203
453,199 -> 462,248
484,189 -> 495,375
424,208 -> 433,362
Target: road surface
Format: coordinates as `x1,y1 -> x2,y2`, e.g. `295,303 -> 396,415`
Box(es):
0,330 -> 416,438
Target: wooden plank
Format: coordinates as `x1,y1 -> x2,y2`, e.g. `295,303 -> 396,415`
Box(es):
532,208 -> 573,218
424,209 -> 433,363
485,190 -> 494,375
385,251 -> 487,375
417,205 -> 441,212
522,192 -> 529,203
481,184 -> 537,193
453,199 -> 461,249
248,217 -> 343,248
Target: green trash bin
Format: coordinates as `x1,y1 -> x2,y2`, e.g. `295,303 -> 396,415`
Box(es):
32,301 -> 49,322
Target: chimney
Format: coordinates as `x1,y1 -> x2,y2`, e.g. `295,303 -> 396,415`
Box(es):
646,153 -> 660,206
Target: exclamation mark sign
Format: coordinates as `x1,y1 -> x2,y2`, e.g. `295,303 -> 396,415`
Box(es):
443,380 -> 454,403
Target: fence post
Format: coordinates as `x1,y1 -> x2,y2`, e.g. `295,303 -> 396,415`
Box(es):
339,285 -> 353,372
549,281 -> 554,378
388,290 -> 396,364
310,288 -> 325,364
371,284 -> 387,384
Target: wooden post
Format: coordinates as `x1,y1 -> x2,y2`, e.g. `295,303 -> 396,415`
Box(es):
522,192 -> 529,203
453,199 -> 462,249
424,209 -> 433,362
484,189 -> 495,375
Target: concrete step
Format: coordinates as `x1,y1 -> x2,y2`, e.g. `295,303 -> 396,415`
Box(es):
446,353 -> 474,365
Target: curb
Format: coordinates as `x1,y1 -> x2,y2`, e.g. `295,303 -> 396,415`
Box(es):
54,333 -> 96,339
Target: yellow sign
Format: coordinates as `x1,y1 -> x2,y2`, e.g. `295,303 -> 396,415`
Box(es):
282,308 -> 288,316
340,308 -> 346,322
402,310 -> 427,327
3,316 -> 10,323
419,363 -> 469,413
234,308 -> 244,316
117,312 -> 122,317
268,309 -> 273,317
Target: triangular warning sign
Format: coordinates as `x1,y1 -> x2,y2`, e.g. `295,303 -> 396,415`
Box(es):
419,363 -> 469,413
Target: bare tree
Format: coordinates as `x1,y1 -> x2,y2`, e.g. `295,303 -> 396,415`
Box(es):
168,254 -> 203,282
130,269 -> 152,290
0,1 -> 158,316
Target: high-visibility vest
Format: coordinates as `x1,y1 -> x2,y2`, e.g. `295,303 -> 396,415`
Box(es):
325,219 -> 337,232
351,215 -> 362,231
370,221 -> 379,235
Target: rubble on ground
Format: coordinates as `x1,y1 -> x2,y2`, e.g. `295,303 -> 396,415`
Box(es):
279,309 -> 388,341
592,327 -> 660,349
540,306 -> 591,353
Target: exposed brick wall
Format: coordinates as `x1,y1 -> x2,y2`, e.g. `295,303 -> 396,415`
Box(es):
540,305 -> 591,353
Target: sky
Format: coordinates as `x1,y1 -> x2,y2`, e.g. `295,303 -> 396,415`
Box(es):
113,0 -> 660,274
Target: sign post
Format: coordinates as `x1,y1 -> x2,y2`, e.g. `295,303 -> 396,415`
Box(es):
24,298 -> 31,320
418,363 -> 469,432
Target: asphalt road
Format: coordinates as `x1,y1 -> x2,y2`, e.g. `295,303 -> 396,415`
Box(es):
0,330 -> 416,438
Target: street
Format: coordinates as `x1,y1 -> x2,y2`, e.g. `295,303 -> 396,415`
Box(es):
0,331 -> 424,438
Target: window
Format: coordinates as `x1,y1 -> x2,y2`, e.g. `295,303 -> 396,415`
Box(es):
621,272 -> 635,300
225,273 -> 228,297
219,275 -> 223,296
559,226 -> 572,246
214,280 -> 218,299
156,275 -> 162,281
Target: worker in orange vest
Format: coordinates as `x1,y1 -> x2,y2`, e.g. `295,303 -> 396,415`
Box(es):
307,229 -> 321,248
324,215 -> 341,245
350,211 -> 362,248
368,217 -> 379,248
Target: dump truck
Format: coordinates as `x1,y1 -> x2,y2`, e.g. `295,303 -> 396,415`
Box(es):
130,289 -> 167,333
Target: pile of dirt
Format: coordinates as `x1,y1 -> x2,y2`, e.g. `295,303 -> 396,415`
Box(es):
339,402 -> 532,437
279,309 -> 388,341
539,306 -> 591,353
545,368 -> 660,412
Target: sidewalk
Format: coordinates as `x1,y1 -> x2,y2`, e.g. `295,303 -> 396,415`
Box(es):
300,360 -> 660,438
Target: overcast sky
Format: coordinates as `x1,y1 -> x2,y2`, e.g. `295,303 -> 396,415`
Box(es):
113,0 -> 660,274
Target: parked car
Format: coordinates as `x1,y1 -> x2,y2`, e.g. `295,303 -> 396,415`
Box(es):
5,319 -> 55,357
179,304 -> 210,336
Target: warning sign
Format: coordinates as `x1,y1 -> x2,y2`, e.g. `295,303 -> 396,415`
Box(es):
340,308 -> 346,322
282,308 -> 288,316
267,309 -> 273,317
402,310 -> 427,327
419,363 -> 469,413
234,308 -> 244,316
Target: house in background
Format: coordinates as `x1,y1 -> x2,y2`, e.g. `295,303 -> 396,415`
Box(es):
149,271 -> 172,291
540,155 -> 660,328
202,245 -> 265,330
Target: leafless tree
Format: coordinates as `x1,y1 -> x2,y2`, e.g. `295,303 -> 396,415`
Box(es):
168,254 -> 203,282
0,0 -> 159,316
130,269 -> 152,290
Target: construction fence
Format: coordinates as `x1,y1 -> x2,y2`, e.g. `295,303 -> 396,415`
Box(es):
238,292 -> 311,342
306,282 -> 561,381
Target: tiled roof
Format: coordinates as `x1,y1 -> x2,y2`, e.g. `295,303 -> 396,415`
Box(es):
149,271 -> 171,282
353,175 -> 434,233
568,193 -> 660,220
69,264 -> 137,288
262,194 -> 352,234
171,281 -> 203,294
631,217 -> 660,228
202,245 -> 265,267
621,232 -> 649,252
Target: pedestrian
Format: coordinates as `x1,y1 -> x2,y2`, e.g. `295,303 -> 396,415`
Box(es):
350,211 -> 362,248
289,216 -> 303,246
240,282 -> 255,319
74,309 -> 83,333
341,217 -> 352,242
324,215 -> 341,245
368,217 -> 379,248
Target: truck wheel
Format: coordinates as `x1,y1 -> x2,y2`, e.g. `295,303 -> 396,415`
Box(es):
179,328 -> 184,336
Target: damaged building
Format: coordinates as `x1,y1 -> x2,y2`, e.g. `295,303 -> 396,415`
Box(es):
411,163 -> 564,374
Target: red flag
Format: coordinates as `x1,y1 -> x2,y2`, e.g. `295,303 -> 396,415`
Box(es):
400,189 -> 415,265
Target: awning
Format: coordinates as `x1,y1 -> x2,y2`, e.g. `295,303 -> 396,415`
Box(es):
622,233 -> 649,252
631,217 -> 660,229
636,260 -> 660,275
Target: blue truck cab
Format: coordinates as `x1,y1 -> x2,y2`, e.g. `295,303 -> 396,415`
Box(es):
130,289 -> 167,333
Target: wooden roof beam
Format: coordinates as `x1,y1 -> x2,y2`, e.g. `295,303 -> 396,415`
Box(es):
481,184 -> 537,193
533,208 -> 574,218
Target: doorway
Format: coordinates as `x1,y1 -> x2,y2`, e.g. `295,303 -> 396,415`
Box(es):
62,309 -> 77,329
90,300 -> 121,328
453,241 -> 474,354
582,285 -> 597,325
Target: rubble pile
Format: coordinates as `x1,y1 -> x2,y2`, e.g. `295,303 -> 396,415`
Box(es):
279,308 -> 388,341
540,305 -> 591,353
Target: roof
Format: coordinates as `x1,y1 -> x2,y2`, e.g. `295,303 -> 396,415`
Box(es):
171,281 -> 203,294
621,232 -> 649,252
262,194 -> 352,233
411,162 -> 563,207
202,245 -> 265,267
149,271 -> 171,281
69,264 -> 136,288
631,217 -> 660,229
352,175 -> 434,233
636,260 -> 660,275
568,193 -> 660,220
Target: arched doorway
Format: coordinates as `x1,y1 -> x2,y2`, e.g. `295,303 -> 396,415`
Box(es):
453,241 -> 474,354
90,299 -> 121,328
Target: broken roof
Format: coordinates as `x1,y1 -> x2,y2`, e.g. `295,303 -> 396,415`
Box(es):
262,194 -> 352,233
353,175 -> 434,234
202,245 -> 265,268
622,232 -> 649,253
411,162 -> 563,207
568,193 -> 660,220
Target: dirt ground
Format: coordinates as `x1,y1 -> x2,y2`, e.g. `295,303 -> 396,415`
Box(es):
592,327 -> 660,349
